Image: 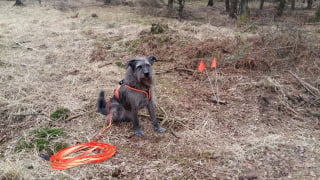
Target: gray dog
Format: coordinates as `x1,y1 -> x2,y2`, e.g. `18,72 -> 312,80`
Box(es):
98,56 -> 166,136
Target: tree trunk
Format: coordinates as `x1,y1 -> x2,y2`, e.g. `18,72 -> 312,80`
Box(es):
291,0 -> 295,10
178,0 -> 185,21
277,0 -> 286,16
307,0 -> 313,9
259,0 -> 265,9
168,0 -> 173,10
225,0 -> 230,12
208,0 -> 214,6
14,0 -> 24,6
239,0 -> 245,15
229,0 -> 238,18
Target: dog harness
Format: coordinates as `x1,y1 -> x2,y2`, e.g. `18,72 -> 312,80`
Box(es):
114,84 -> 151,101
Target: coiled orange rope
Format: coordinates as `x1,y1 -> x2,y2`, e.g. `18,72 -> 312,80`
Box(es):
50,107 -> 116,170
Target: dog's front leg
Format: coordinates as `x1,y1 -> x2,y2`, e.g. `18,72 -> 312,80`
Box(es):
147,102 -> 166,133
132,111 -> 144,137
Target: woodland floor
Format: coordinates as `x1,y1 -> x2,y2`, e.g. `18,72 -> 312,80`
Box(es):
0,0 -> 320,179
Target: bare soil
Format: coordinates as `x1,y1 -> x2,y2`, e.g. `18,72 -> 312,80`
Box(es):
0,0 -> 319,179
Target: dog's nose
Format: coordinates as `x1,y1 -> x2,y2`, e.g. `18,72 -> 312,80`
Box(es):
144,72 -> 149,77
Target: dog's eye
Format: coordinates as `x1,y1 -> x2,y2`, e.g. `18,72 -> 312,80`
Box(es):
137,65 -> 142,69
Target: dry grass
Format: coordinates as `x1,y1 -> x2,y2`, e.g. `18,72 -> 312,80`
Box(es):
1,0 -> 320,179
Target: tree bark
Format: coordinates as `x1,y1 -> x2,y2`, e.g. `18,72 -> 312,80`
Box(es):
307,0 -> 313,9
168,0 -> 173,10
225,0 -> 230,12
239,0 -> 245,15
277,0 -> 286,16
291,0 -> 295,10
14,0 -> 24,6
208,0 -> 214,6
259,0 -> 265,9
229,0 -> 238,18
178,0 -> 185,21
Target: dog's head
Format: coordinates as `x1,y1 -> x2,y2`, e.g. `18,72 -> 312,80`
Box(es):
126,56 -> 156,86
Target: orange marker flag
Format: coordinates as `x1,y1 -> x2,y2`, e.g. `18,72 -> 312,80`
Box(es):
198,60 -> 206,72
211,57 -> 217,69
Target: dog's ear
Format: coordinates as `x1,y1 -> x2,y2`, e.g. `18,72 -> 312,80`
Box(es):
126,59 -> 137,69
147,56 -> 157,65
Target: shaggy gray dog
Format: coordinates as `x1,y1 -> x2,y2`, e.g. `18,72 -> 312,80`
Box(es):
98,56 -> 166,136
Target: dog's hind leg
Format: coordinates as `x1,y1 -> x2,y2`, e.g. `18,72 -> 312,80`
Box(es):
97,91 -> 107,115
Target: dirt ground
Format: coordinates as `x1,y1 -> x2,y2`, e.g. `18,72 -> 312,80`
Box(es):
0,0 -> 320,179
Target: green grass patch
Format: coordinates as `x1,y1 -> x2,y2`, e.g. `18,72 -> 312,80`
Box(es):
32,128 -> 64,140
32,139 -> 50,151
53,142 -> 69,152
115,61 -> 124,67
50,107 -> 70,120
15,140 -> 34,152
15,128 -> 66,154
151,23 -> 168,34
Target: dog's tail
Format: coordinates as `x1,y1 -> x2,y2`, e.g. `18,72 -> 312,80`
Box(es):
97,90 -> 107,115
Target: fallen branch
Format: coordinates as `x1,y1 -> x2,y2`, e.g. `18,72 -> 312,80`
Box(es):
211,99 -> 227,105
170,128 -> 180,139
176,67 -> 194,74
159,106 -> 168,126
98,62 -> 112,68
12,112 -> 48,117
155,67 -> 175,75
305,22 -> 320,25
288,71 -> 320,97
273,46 -> 294,50
65,114 -> 84,121
267,77 -> 299,115
0,135 -> 7,143
155,67 -> 194,75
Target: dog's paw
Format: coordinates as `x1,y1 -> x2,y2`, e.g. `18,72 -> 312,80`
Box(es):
155,127 -> 166,133
134,129 -> 144,137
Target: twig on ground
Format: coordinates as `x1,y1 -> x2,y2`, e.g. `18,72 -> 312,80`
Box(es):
65,110 -> 95,121
273,46 -> 294,50
159,106 -> 168,126
211,99 -> 227,105
65,114 -> 84,121
155,67 -> 194,75
12,112 -> 48,117
267,77 -> 299,115
305,22 -> 320,25
98,62 -> 112,68
0,135 -> 7,143
169,128 -> 180,138
14,41 -> 39,51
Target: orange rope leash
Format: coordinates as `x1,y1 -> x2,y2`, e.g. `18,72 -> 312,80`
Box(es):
50,100 -> 116,170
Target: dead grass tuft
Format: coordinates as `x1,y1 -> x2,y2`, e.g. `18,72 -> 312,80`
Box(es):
89,46 -> 108,63
0,170 -> 23,180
